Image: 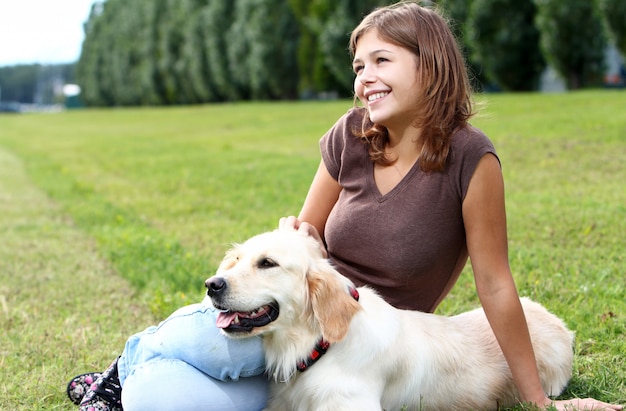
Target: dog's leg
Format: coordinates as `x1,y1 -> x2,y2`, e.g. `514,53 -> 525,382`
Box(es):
521,298 -> 574,396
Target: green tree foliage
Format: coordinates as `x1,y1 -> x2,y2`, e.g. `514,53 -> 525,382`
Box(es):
467,0 -> 545,91
0,64 -> 73,105
76,2 -> 110,105
535,0 -> 608,89
438,0 -> 487,91
308,0 -> 389,95
131,0 -> 163,105
179,0 -> 216,103
224,1 -> 254,100
287,0 -> 323,97
200,1 -> 239,101
0,65 -> 41,103
226,0 -> 299,100
155,0 -> 185,104
155,0 -> 223,104
301,0 -> 346,95
603,0 -> 626,57
105,0 -> 145,105
77,0 -> 156,106
249,0 -> 299,100
0,64 -> 75,104
68,0 -> 619,106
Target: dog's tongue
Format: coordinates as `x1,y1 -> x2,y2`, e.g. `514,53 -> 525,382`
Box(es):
216,311 -> 238,328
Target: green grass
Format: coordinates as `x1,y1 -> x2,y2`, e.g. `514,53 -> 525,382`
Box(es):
0,147 -> 157,410
0,91 -> 624,409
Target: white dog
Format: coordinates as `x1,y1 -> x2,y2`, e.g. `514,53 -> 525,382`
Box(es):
206,229 -> 574,411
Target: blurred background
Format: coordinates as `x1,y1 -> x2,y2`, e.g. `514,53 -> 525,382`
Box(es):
0,0 -> 624,112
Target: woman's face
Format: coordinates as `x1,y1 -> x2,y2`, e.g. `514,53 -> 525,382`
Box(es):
353,29 -> 421,132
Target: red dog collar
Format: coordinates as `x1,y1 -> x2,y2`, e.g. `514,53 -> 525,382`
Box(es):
297,286 -> 359,372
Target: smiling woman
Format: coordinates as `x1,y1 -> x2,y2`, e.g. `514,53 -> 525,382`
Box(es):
55,0 -> 626,409
0,94 -> 623,410
352,29 -> 422,134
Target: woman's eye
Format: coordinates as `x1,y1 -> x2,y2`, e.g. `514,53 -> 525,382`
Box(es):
353,65 -> 364,74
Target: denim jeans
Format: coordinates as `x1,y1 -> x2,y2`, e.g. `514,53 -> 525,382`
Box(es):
117,301 -> 268,410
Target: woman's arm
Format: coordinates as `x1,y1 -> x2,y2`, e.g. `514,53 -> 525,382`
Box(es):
280,160 -> 342,253
463,154 -> 622,410
463,153 -> 545,403
298,160 -> 342,236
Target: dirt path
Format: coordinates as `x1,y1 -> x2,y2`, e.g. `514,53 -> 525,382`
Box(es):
0,147 -> 156,410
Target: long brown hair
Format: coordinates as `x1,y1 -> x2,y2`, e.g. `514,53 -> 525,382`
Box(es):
349,1 -> 475,172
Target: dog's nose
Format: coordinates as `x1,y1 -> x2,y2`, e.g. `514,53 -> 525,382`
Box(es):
205,277 -> 227,297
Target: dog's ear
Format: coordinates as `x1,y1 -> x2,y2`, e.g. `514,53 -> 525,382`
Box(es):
307,262 -> 361,343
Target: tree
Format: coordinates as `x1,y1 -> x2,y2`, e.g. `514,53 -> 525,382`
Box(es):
467,0 -> 545,91
226,0 -> 299,100
535,0 -> 608,89
603,0 -> 626,57
76,1 -> 113,106
131,0 -> 164,105
78,0 -> 151,106
154,0 -> 186,104
247,0 -> 299,99
0,65 -> 40,103
302,0 -> 345,95
224,1 -> 254,100
287,0 -> 320,97
106,0 -> 145,105
308,0 -> 388,96
178,0 -> 216,104
438,0 -> 487,91
78,0 -> 500,105
200,0 -> 238,101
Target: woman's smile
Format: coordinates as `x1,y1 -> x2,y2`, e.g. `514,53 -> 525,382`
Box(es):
353,29 -> 421,133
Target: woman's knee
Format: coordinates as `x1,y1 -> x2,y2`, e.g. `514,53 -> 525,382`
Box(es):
119,303 -> 265,382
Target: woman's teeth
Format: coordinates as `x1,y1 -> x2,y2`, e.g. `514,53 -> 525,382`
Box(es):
368,92 -> 389,102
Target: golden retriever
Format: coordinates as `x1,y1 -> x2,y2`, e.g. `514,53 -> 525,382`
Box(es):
205,228 -> 574,411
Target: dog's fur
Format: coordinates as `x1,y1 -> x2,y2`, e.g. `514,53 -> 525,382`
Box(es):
206,229 -> 574,411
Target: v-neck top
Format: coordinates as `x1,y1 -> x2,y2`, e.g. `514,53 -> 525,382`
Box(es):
321,108 -> 498,312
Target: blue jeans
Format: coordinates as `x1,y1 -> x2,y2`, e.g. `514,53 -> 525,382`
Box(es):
117,301 -> 268,410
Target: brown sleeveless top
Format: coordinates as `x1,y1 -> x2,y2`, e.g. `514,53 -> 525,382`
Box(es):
321,108 -> 498,312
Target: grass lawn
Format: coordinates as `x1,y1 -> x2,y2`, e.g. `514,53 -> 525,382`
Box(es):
0,90 -> 624,409
0,147 -> 157,410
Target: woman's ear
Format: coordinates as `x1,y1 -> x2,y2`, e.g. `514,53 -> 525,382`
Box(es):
306,262 -> 361,343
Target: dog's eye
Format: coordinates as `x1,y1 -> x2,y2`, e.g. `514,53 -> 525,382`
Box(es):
257,257 -> 278,269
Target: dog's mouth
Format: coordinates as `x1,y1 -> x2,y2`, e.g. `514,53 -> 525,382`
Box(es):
215,303 -> 280,333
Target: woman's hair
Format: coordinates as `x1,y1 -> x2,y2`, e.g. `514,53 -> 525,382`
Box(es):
349,1 -> 475,172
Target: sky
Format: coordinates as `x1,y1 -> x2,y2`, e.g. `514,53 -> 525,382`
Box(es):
0,0 -> 99,67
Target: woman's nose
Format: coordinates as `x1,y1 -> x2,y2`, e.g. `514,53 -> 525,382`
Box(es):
358,66 -> 375,84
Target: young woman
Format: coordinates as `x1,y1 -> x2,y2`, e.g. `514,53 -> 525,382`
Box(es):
68,2 -> 623,410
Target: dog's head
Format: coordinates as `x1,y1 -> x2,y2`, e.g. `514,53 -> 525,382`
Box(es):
205,228 -> 361,343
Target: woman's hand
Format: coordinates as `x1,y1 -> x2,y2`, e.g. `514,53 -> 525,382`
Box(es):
279,216 -> 328,258
541,397 -> 623,410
